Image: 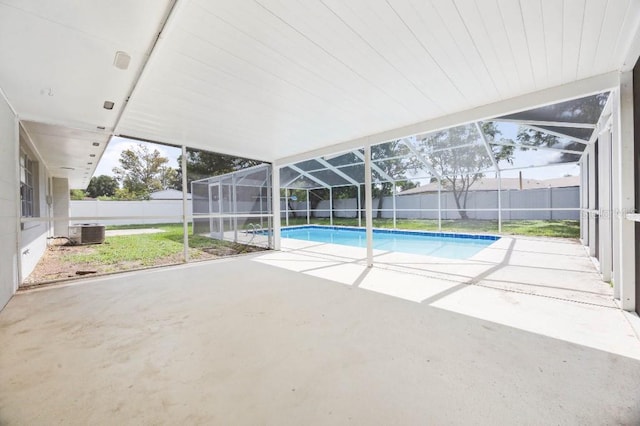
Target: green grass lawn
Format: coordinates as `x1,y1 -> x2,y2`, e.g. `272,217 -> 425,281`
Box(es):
283,217 -> 580,238
67,223 -> 260,267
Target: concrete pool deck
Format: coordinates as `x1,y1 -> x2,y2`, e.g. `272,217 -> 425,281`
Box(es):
0,236 -> 639,424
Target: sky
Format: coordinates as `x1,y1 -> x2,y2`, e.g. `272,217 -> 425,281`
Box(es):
93,137 -> 181,178
94,130 -> 580,183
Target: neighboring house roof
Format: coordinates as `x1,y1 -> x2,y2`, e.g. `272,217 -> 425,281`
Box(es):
399,176 -> 580,195
149,189 -> 192,200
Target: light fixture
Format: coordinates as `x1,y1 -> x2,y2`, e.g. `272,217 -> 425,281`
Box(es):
103,101 -> 114,110
97,126 -> 105,130
89,154 -> 96,157
92,142 -> 100,146
113,51 -> 131,70
87,162 -> 93,165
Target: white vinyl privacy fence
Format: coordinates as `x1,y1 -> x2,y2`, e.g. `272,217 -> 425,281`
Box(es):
70,187 -> 578,227
286,187 -> 579,221
70,200 -> 192,225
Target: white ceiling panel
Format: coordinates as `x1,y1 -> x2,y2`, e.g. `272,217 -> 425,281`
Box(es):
540,0 -> 564,88
2,0 -> 640,173
118,0 -> 640,162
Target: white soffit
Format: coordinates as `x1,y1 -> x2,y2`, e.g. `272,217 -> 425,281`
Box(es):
22,121 -> 110,189
0,0 -> 174,185
117,0 -> 640,162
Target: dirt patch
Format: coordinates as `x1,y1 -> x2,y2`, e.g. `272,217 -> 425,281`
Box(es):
22,238 -> 266,287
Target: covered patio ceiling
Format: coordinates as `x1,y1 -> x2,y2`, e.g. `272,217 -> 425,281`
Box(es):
279,92 -> 607,190
1,1 -> 639,187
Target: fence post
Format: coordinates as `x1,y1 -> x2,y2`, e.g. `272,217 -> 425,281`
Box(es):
285,188 -> 289,227
498,172 -> 502,233
357,185 -> 362,228
329,187 -> 333,226
181,145 -> 189,262
306,189 -> 310,225
392,182 -> 397,229
438,179 -> 442,231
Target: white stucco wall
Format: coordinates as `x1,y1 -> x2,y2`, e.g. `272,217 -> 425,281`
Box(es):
0,93 -> 18,310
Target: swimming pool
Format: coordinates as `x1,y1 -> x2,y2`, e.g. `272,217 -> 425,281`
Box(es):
280,226 -> 499,260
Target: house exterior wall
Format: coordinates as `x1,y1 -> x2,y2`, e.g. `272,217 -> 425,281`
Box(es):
19,132 -> 53,282
0,93 -> 18,309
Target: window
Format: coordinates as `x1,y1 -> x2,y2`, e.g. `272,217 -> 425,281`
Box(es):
20,150 -> 36,217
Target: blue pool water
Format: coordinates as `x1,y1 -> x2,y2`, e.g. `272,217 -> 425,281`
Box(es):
280,226 -> 499,259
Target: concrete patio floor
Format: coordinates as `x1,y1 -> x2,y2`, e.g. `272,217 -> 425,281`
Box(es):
1,236 -> 639,424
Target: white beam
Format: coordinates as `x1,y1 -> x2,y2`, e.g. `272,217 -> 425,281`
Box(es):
273,72 -> 620,166
181,145 -> 189,263
401,138 -> 441,179
316,158 -> 360,186
364,146 -> 374,267
475,123 -> 503,233
620,10 -> 640,71
113,0 -> 182,136
282,172 -> 303,189
271,166 -> 281,250
579,160 -> 587,243
490,139 -> 584,155
306,189 -> 310,225
613,72 -> 636,311
329,187 -> 333,226
597,125 -> 612,282
475,122 -> 500,171
285,188 -> 289,227
437,180 -> 442,231
494,119 -> 596,129
288,164 -> 331,189
357,185 -> 362,228
523,124 -> 590,144
353,150 -> 395,183
587,143 -> 597,258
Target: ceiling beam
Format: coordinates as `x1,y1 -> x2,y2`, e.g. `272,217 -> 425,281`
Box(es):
281,172 -> 303,188
522,124 -> 590,144
489,139 -> 585,156
400,138 -> 441,180
475,122 -> 500,172
353,150 -> 394,183
493,119 -> 596,129
287,164 -> 330,189
113,0 -> 180,136
315,158 -> 360,186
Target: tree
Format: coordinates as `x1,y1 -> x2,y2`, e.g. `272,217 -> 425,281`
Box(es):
515,92 -> 608,162
418,123 -> 513,220
158,166 -> 180,191
175,150 -> 261,191
112,143 -> 175,198
70,189 -> 86,200
370,142 -> 418,218
85,175 -> 118,198
322,145 -> 418,219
